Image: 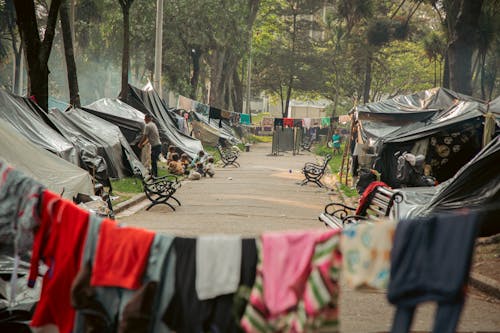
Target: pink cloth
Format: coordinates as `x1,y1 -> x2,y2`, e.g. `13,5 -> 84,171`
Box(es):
262,229 -> 339,317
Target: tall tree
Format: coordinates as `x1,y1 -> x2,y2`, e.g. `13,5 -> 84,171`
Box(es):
1,0 -> 23,94
118,0 -> 134,98
446,0 -> 484,95
13,0 -> 63,111
59,0 -> 81,107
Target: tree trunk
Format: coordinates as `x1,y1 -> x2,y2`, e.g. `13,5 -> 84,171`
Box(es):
232,69 -> 243,113
363,52 -> 372,103
480,52 -> 486,100
443,51 -> 450,88
285,77 -> 293,118
119,1 -> 133,98
190,49 -> 201,99
14,0 -> 62,111
447,0 -> 483,95
60,1 -> 81,107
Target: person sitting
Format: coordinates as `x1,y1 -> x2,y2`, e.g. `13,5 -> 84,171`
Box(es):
190,150 -> 207,168
180,153 -> 191,175
204,157 -> 215,178
166,145 -> 176,164
167,153 -> 184,175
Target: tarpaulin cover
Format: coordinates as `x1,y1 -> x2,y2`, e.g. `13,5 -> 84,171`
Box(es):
0,89 -> 78,164
84,98 -> 145,146
353,87 -> 486,144
48,108 -> 145,178
0,119 -> 93,198
396,136 -> 500,236
122,84 -> 204,158
191,111 -> 241,145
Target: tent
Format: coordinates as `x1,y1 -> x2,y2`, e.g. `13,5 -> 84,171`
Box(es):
0,89 -> 78,164
84,98 -> 145,147
47,108 -> 145,179
395,135 -> 500,236
0,119 -> 94,198
122,84 -> 204,158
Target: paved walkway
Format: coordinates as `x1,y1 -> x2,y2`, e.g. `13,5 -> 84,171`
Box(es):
118,142 -> 500,333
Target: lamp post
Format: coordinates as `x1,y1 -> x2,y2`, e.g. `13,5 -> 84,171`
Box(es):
154,0 -> 163,97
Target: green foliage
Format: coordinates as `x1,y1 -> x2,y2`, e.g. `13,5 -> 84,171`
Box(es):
339,183 -> 358,198
248,134 -> 273,143
111,177 -> 143,193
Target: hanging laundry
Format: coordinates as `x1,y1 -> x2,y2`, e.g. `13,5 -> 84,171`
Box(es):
164,238 -> 257,333
91,219 -> 155,290
311,118 -> 321,127
209,106 -> 222,120
193,101 -> 209,116
0,160 -> 44,256
262,117 -> 274,126
240,113 -> 251,125
241,229 -> 342,333
177,95 -> 194,111
196,235 -> 242,300
293,119 -> 303,128
221,110 -> 232,119
283,118 -> 294,128
29,190 -> 90,333
273,118 -> 283,129
341,221 -> 397,290
303,118 -> 312,129
387,212 -> 480,333
321,117 -> 331,127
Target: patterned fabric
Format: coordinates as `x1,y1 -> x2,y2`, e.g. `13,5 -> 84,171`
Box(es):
194,101 -> 209,116
0,160 -> 44,256
240,232 -> 342,333
240,113 -> 251,125
341,221 -> 397,290
221,110 -> 232,119
177,95 -> 194,111
262,117 -> 274,126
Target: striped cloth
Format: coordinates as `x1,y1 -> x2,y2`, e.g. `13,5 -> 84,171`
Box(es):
240,232 -> 341,333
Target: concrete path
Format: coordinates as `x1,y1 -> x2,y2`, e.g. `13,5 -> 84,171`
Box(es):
118,142 -> 500,333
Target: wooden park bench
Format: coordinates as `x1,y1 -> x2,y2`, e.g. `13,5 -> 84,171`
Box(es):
300,154 -> 332,188
318,186 -> 402,229
140,173 -> 182,211
217,144 -> 240,168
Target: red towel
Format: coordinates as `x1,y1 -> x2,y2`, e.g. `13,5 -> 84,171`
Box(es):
30,190 -> 90,332
283,118 -> 294,127
355,181 -> 390,215
91,219 -> 155,289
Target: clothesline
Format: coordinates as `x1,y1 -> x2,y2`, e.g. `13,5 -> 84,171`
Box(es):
177,95 -> 252,125
0,161 -> 484,333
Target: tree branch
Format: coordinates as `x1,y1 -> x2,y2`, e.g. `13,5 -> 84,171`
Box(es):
40,0 -> 63,63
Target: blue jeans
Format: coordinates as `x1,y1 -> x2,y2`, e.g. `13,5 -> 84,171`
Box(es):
151,145 -> 162,177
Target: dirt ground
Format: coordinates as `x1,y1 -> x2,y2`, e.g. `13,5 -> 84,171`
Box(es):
118,142 -> 500,333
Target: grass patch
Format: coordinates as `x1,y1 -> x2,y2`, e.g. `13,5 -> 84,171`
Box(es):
339,183 -> 358,198
204,146 -> 222,163
248,134 -> 273,143
111,177 -> 143,194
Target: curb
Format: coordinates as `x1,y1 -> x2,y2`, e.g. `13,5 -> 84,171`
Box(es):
113,193 -> 147,214
469,272 -> 500,300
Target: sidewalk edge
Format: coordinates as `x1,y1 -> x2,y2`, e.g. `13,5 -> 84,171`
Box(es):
113,193 -> 147,214
469,272 -> 500,300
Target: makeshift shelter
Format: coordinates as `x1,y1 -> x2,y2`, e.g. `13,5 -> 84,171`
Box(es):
395,135 -> 500,236
0,119 -> 93,199
122,84 -> 204,158
0,89 -> 78,165
47,107 -> 145,179
348,88 -> 498,187
190,111 -> 240,146
84,98 -> 145,146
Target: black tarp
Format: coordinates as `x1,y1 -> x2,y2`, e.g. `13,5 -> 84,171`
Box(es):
0,89 -> 79,164
396,136 -> 500,236
122,84 -> 204,158
83,98 -> 146,159
48,108 -> 145,178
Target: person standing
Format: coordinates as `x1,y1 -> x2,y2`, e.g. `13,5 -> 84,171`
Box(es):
332,130 -> 341,155
138,114 -> 162,177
